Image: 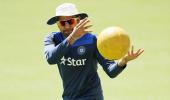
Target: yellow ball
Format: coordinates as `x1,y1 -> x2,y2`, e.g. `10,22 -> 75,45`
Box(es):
97,26 -> 130,60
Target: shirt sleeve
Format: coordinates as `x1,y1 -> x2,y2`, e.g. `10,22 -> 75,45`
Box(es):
44,33 -> 71,65
94,36 -> 126,78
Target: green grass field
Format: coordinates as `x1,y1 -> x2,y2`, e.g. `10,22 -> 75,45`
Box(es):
0,0 -> 170,100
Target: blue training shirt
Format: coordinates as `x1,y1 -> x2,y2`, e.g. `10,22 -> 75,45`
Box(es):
44,32 -> 126,100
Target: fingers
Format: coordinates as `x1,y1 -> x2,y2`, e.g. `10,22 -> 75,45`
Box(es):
76,17 -> 89,28
131,45 -> 134,55
124,45 -> 144,62
135,49 -> 141,54
128,51 -> 130,56
129,45 -> 144,56
80,19 -> 90,28
84,25 -> 93,29
84,25 -> 93,33
76,18 -> 92,34
137,49 -> 144,56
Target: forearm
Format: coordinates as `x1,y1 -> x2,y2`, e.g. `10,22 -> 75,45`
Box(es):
44,39 -> 70,64
106,57 -> 127,78
105,62 -> 126,78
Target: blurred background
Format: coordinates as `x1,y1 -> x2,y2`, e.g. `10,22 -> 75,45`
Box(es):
0,0 -> 170,100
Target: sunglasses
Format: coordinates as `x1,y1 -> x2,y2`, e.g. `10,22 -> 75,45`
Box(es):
58,18 -> 77,26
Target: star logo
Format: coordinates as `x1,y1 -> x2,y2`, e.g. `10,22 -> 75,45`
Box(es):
60,56 -> 87,67
60,56 -> 66,65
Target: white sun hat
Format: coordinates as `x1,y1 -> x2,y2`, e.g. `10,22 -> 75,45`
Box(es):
47,3 -> 88,25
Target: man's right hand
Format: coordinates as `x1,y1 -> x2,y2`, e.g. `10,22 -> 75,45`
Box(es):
67,17 -> 92,45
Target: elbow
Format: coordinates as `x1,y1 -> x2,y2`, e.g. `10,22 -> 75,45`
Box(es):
45,52 -> 57,65
106,63 -> 125,78
108,73 -> 118,78
46,58 -> 56,65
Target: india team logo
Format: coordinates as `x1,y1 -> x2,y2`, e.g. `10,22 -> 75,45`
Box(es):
77,46 -> 86,55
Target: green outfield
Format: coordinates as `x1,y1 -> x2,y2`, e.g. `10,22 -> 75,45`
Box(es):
0,0 -> 170,100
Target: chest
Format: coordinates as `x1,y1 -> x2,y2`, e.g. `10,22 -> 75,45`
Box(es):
67,44 -> 94,58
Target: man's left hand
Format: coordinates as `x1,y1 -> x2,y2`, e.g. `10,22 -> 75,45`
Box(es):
118,46 -> 144,67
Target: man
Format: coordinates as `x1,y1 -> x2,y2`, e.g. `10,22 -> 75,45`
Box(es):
44,3 -> 144,100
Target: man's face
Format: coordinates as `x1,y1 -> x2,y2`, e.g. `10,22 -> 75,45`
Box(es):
57,16 -> 80,37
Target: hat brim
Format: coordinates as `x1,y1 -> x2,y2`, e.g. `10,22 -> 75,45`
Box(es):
47,13 -> 88,25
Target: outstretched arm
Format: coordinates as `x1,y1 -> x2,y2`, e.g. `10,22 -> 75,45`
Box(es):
95,41 -> 144,78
